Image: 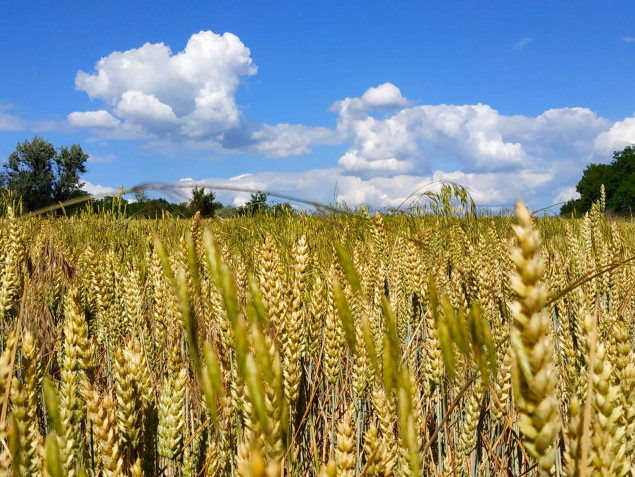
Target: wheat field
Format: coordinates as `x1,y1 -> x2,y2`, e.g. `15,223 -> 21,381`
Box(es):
0,187 -> 633,476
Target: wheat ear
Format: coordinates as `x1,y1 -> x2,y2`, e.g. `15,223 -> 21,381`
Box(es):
510,202 -> 559,476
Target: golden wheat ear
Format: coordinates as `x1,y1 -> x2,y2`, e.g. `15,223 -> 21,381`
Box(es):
510,202 -> 559,476
82,380 -> 125,477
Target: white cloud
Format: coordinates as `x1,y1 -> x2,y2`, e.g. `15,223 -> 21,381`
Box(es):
0,105 -> 26,131
68,110 -> 148,140
623,36 -> 635,43
414,103 -> 528,170
81,180 -> 120,197
332,100 -> 531,176
68,110 -> 121,128
555,187 -> 580,203
248,124 -> 339,158
593,114 -> 635,154
360,83 -> 410,109
230,173 -> 251,181
72,31 -> 256,139
501,107 -> 611,159
69,30 -> 336,155
75,32 -> 256,111
115,91 -> 178,125
338,150 -> 411,173
329,83 -> 411,120
514,37 -> 534,49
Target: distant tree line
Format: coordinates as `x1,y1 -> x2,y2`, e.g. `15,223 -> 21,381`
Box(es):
84,189 -> 294,219
1,136 -> 297,218
561,145 -> 635,216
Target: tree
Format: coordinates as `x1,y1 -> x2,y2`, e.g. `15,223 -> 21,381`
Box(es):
188,186 -> 222,218
575,163 -> 610,209
2,136 -> 88,212
271,202 -> 296,217
240,191 -> 268,216
216,205 -> 238,218
133,190 -> 150,203
561,145 -> 635,216
606,146 -> 635,213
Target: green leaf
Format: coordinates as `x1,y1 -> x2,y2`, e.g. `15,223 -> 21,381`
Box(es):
247,274 -> 269,327
8,413 -> 21,471
249,322 -> 274,383
429,278 -> 454,378
175,266 -> 200,371
245,353 -> 269,438
361,313 -> 378,379
334,243 -> 362,295
201,343 -> 224,429
45,433 -> 64,477
42,377 -> 63,436
204,230 -> 240,328
470,302 -> 497,384
381,297 -> 401,395
333,278 -> 355,354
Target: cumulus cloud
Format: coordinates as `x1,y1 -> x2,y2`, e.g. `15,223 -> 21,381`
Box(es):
214,122 -> 339,158
332,97 -> 532,176
115,91 -> 178,125
68,110 -> 121,128
327,87 -> 625,204
69,31 -> 337,156
593,114 -> 635,154
330,83 -> 410,119
68,110 -> 148,140
501,107 -> 611,159
75,32 -> 256,118
72,30 -> 255,137
360,83 -> 410,109
338,150 -> 412,173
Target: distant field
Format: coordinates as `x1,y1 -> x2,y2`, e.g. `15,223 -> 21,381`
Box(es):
0,193 -> 633,476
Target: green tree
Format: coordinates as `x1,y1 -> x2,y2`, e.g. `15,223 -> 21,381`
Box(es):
217,205 -> 238,218
188,186 -> 222,218
240,191 -> 268,216
2,136 -> 88,212
561,145 -> 635,216
606,146 -> 635,214
133,190 -> 150,203
575,163 -> 610,209
271,202 -> 296,217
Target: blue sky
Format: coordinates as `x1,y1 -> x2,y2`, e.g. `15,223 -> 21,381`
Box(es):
2,0 -> 635,210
